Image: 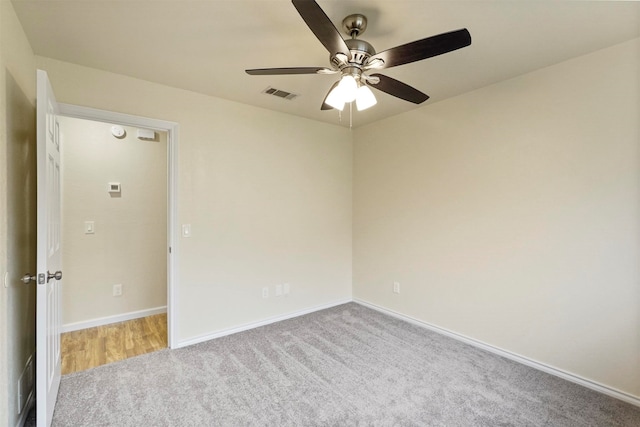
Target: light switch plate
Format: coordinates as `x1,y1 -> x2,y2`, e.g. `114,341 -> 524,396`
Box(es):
182,224 -> 191,237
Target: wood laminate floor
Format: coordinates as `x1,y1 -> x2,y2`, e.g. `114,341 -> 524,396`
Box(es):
61,313 -> 167,375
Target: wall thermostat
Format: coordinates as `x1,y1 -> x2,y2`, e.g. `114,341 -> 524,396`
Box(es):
108,182 -> 121,193
111,125 -> 125,138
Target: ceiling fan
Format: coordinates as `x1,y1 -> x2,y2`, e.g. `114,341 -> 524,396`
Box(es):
246,0 -> 471,112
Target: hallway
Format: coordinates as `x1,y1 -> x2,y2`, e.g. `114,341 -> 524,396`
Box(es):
61,314 -> 167,375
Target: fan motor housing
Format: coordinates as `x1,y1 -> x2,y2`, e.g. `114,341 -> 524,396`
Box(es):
346,39 -> 376,61
331,38 -> 376,71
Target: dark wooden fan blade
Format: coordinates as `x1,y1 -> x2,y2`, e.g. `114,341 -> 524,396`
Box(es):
368,74 -> 429,104
292,0 -> 351,59
368,29 -> 471,70
320,81 -> 340,110
246,67 -> 331,75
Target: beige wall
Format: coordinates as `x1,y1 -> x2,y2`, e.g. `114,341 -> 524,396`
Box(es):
37,56 -> 353,343
0,1 -> 37,425
353,38 -> 640,398
60,117 -> 167,325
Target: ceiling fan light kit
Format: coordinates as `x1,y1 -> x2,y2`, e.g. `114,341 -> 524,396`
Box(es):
326,77 -> 377,111
246,0 -> 471,114
325,74 -> 376,111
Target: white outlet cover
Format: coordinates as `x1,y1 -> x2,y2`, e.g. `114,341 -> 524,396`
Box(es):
113,284 -> 122,296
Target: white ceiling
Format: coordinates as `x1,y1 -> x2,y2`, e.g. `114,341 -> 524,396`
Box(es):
11,0 -> 640,128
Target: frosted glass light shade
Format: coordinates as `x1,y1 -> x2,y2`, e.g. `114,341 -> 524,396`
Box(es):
325,86 -> 346,110
337,75 -> 358,102
356,85 -> 377,111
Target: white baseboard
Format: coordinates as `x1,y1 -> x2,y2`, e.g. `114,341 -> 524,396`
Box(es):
176,298 -> 352,348
61,306 -> 167,333
354,298 -> 640,408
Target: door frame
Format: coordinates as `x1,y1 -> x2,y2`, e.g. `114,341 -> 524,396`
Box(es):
57,103 -> 179,348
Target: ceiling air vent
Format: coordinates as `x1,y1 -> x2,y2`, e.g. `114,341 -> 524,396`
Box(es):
263,87 -> 299,101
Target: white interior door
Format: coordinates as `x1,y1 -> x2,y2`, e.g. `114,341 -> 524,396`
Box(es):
36,69 -> 63,427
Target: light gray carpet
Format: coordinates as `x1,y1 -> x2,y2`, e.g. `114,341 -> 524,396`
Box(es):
52,303 -> 640,426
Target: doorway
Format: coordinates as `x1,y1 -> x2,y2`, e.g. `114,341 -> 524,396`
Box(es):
57,104 -> 178,362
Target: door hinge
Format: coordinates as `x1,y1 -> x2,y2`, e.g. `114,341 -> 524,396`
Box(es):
169,246 -> 172,254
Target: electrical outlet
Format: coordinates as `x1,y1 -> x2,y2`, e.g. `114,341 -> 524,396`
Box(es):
393,281 -> 400,294
113,284 -> 122,297
283,282 -> 290,295
262,286 -> 269,298
275,284 -> 283,296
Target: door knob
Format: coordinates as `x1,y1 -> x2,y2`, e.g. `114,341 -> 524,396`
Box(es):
47,270 -> 63,282
21,271 -> 62,284
21,274 -> 36,284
